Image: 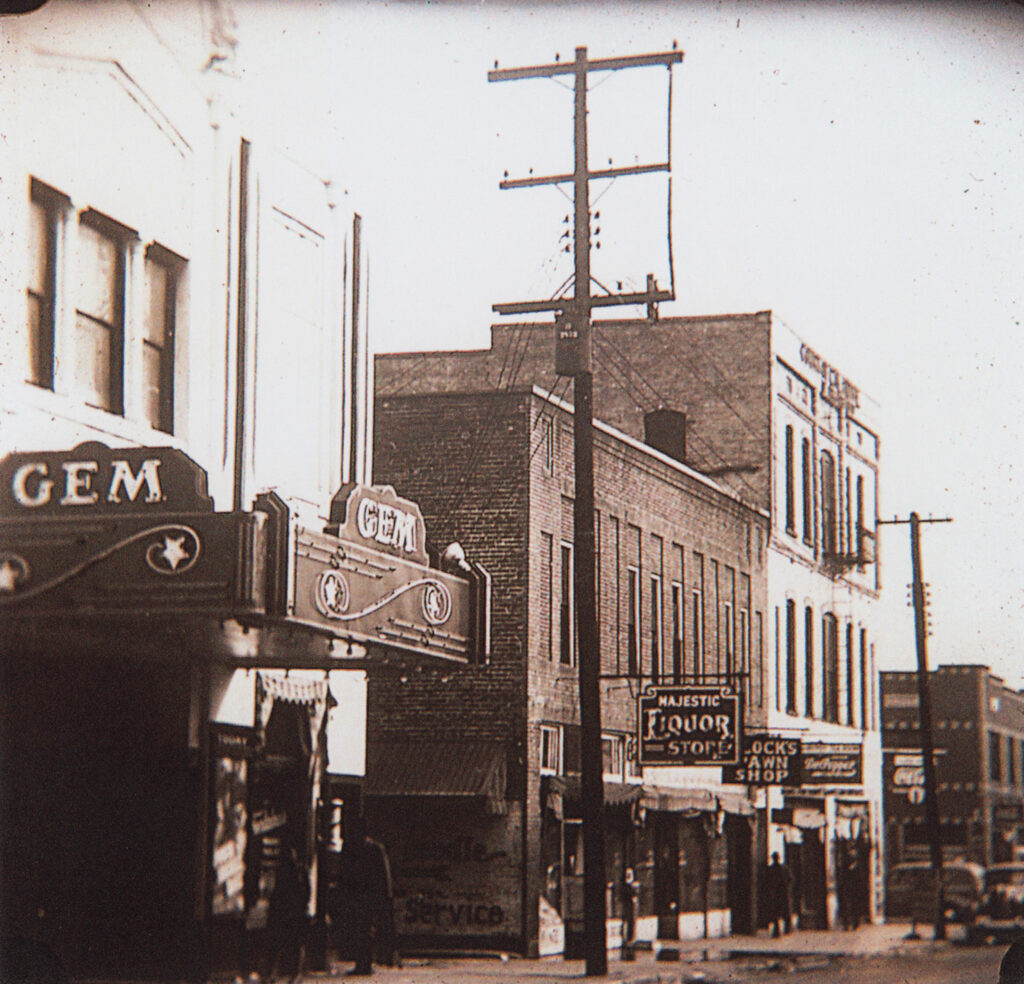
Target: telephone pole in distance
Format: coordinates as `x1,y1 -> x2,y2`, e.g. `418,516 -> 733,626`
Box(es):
489,45 -> 682,975
878,512 -> 952,941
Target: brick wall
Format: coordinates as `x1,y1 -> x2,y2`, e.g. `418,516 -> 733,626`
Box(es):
371,386 -> 769,951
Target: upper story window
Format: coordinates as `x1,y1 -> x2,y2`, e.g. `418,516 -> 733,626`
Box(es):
143,246 -> 181,433
670,581 -> 683,683
560,542 -> 576,666
626,566 -> 640,676
26,180 -> 64,389
23,179 -> 184,434
784,425 -> 795,534
801,438 -> 814,545
540,724 -> 563,775
821,451 -> 837,557
602,733 -> 626,780
650,573 -> 663,681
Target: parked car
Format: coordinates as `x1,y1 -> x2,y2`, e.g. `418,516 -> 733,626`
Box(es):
968,863 -> 1024,943
886,860 -> 985,924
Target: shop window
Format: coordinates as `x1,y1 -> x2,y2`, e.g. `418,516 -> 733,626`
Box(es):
560,542 -> 575,666
540,724 -> 563,775
650,573 -> 663,680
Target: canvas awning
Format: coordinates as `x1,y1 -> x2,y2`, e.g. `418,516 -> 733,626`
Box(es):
543,774 -> 643,819
641,785 -> 717,814
364,740 -> 507,814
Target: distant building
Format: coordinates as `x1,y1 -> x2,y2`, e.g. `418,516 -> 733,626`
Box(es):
376,311 -> 884,929
881,665 -> 1024,867
370,383 -> 769,955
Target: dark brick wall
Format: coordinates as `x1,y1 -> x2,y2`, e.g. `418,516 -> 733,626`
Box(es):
374,312 -> 774,510
371,387 -> 769,951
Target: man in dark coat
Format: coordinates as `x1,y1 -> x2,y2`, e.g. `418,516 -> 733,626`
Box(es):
265,845 -> 310,983
764,852 -> 793,937
335,815 -> 393,976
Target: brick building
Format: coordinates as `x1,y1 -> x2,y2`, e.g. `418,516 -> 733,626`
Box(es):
882,665 -> 1024,868
375,311 -> 884,929
368,383 -> 769,955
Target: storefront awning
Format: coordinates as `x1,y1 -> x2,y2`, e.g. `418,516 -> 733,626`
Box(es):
716,789 -> 756,816
543,774 -> 643,819
641,785 -> 717,814
364,740 -> 506,815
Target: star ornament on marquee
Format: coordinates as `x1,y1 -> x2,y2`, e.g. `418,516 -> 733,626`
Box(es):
145,526 -> 201,576
0,553 -> 29,594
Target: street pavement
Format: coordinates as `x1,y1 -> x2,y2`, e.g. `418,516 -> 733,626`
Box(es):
292,922 -> 989,984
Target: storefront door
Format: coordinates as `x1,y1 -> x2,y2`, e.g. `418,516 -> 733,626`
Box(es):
654,814 -> 680,939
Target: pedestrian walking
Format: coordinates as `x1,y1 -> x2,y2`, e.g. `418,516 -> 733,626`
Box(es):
265,844 -> 310,983
764,852 -> 793,938
335,815 -> 393,976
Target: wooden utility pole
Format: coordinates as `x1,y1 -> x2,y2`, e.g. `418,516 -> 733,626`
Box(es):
490,46 -> 681,975
879,512 -> 952,941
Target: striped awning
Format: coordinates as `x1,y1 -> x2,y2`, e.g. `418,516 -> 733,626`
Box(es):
365,740 -> 506,814
543,774 -> 644,819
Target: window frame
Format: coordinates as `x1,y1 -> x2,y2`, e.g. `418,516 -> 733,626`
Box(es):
560,541 -> 576,666
540,724 -> 563,775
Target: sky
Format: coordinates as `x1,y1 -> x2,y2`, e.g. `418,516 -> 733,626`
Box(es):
232,0 -> 1024,683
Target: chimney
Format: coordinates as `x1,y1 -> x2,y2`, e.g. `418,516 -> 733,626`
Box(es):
644,408 -> 687,464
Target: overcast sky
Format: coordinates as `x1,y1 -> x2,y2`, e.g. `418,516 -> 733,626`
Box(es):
233,0 -> 1024,683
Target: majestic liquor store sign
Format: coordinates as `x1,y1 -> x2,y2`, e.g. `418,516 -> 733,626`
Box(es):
638,685 -> 742,766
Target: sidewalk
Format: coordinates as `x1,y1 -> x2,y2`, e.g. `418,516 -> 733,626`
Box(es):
299,922 -> 953,984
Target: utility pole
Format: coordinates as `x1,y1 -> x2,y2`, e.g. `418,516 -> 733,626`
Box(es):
490,46 -> 681,975
879,512 -> 952,941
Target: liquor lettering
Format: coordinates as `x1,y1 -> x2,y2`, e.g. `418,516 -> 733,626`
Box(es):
643,693 -> 735,760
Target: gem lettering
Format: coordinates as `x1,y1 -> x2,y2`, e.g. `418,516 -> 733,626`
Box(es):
11,463 -> 53,507
10,458 -> 165,509
356,497 -> 417,553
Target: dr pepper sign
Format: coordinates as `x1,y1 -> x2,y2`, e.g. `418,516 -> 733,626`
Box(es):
638,685 -> 742,766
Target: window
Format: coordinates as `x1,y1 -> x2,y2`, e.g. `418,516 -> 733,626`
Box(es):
801,438 -> 813,545
670,582 -> 683,682
990,731 -> 1002,783
26,180 -> 62,389
786,601 -> 797,714
845,467 -> 853,556
650,574 -> 663,680
541,533 -> 554,660
859,628 -> 868,730
805,605 -> 815,718
856,474 -> 865,565
784,425 -> 795,534
823,613 -> 840,723
23,181 -> 184,433
75,212 -> 129,414
821,451 -> 837,557
724,600 -> 734,677
540,724 -> 563,775
539,415 -> 554,474
1007,734 -> 1017,786
142,246 -> 180,433
845,622 -> 856,726
739,606 -> 750,705
560,543 -> 575,666
627,567 -> 640,676
691,551 -> 705,678
602,733 -> 625,780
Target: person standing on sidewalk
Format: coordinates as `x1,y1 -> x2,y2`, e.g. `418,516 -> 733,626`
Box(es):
336,815 -> 393,976
764,852 -> 793,938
